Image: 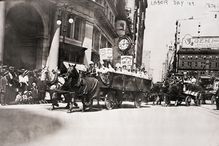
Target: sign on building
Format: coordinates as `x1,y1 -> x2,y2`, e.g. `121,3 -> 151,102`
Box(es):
121,55 -> 133,68
182,35 -> 219,48
99,48 -> 113,61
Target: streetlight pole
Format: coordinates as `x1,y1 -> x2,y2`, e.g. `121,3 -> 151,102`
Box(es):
56,4 -> 74,66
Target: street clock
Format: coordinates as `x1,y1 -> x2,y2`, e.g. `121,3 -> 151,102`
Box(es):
118,36 -> 131,51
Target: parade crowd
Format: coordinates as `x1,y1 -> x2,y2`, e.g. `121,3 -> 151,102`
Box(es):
0,65 -> 48,106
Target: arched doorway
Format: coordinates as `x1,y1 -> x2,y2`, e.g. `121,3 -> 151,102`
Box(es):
4,3 -> 44,69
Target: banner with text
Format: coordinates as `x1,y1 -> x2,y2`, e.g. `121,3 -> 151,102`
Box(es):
182,36 -> 219,48
99,48 -> 113,61
121,56 -> 133,68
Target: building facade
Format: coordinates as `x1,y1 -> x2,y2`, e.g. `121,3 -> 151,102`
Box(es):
0,0 -> 131,70
172,12 -> 219,77
177,48 -> 219,77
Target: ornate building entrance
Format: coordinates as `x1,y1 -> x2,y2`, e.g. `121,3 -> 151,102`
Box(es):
4,3 -> 44,69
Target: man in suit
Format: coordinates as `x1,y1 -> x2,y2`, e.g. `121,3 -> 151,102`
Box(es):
0,70 -> 8,105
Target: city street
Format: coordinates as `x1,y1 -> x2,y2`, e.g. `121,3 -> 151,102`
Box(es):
0,102 -> 219,146
1,1 -> 219,146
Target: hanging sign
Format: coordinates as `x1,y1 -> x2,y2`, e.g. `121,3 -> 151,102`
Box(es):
182,35 -> 219,48
121,56 -> 133,67
99,48 -> 113,61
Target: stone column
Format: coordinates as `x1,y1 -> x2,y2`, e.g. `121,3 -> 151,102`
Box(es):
82,21 -> 93,67
0,1 -> 5,63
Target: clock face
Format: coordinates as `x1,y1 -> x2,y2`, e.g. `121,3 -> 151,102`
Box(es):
118,38 -> 130,51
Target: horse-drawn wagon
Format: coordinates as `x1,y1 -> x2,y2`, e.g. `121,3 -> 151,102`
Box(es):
45,63 -> 152,112
98,71 -> 152,109
197,76 -> 219,104
163,74 -> 202,106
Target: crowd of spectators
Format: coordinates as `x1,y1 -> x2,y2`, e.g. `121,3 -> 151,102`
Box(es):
0,64 -> 48,105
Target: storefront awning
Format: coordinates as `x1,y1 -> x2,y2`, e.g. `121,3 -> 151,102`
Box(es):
60,43 -> 87,52
63,61 -> 87,72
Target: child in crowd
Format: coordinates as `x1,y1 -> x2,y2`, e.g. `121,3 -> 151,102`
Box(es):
15,91 -> 23,104
22,91 -> 28,104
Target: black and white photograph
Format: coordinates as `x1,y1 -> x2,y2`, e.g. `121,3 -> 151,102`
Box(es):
0,0 -> 219,146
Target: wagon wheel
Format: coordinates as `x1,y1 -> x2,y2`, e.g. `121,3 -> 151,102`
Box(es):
194,93 -> 201,106
105,92 -> 115,110
134,94 -> 142,108
211,95 -> 216,104
185,96 -> 191,106
116,98 -> 123,107
115,91 -> 123,107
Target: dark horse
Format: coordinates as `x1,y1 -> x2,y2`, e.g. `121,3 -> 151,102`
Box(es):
52,64 -> 100,112
164,81 -> 183,106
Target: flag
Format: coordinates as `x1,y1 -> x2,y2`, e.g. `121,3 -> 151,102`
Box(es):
46,27 -> 60,72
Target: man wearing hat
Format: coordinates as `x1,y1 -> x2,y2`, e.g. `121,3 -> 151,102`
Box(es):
0,70 -> 8,105
87,61 -> 96,77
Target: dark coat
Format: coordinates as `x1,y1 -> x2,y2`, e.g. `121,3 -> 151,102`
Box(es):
0,76 -> 8,93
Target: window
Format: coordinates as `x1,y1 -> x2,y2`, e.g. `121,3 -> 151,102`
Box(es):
188,62 -> 192,67
92,28 -> 100,50
182,62 -> 184,67
64,15 -> 85,41
201,62 -> 205,68
101,36 -> 107,48
66,15 -> 74,38
74,18 -> 85,41
216,62 -> 219,68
